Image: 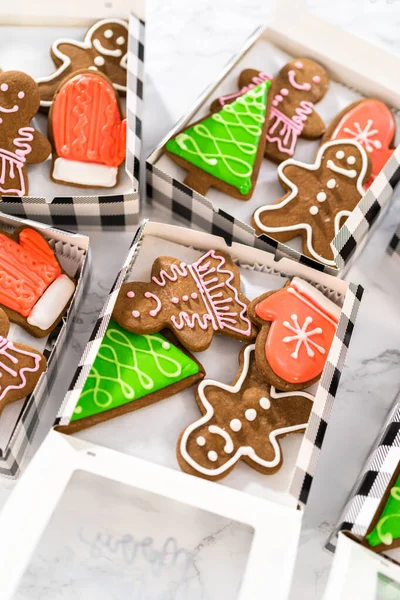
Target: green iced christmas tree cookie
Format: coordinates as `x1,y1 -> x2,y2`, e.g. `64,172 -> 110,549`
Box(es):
165,80 -> 271,199
366,474 -> 400,549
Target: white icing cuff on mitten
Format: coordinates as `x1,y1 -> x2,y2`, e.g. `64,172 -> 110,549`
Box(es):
27,275 -> 75,330
52,158 -> 118,188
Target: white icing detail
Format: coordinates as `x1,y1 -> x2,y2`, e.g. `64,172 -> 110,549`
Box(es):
179,345 -> 313,476
327,178 -> 336,189
327,159 -> 357,178
27,275 -> 75,330
282,314 -> 325,359
52,157 -> 118,187
208,451 -> 218,462
35,18 -> 129,106
290,277 -> 341,322
343,120 -> 382,152
230,418 -> 242,432
252,139 -> 369,266
245,408 -> 257,421
335,150 -> 345,159
309,206 -> 318,216
347,156 -> 356,165
316,192 -> 327,202
116,36 -> 125,45
208,425 -> 234,453
259,397 -> 271,410
104,29 -> 113,38
93,38 -> 122,57
196,436 -> 206,446
270,386 -> 314,402
94,56 -> 105,67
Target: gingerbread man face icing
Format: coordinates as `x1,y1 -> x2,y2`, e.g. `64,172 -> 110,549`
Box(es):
0,309 -> 46,413
112,250 -> 257,353
177,344 -> 314,480
36,18 -> 129,109
323,99 -> 396,187
252,139 -> 371,266
248,278 -> 340,391
240,59 -> 329,163
0,71 -> 51,197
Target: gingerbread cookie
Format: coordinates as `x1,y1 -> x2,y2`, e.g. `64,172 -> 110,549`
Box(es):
36,18 -> 129,109
248,278 -> 340,391
252,139 -> 371,266
0,309 -> 46,413
364,464 -> 400,553
49,71 -> 127,188
210,71 -> 271,112
164,80 -> 272,199
112,250 -> 257,352
240,60 -> 329,163
177,343 -> 314,480
0,70 -> 51,197
323,99 -> 396,187
57,323 -> 204,434
0,227 -> 76,338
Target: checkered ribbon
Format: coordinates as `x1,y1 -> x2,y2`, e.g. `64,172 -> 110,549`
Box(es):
387,224 -> 400,258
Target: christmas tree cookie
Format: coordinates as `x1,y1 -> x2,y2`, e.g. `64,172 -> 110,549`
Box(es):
58,321 -> 204,433
164,80 -> 271,200
366,472 -> 400,552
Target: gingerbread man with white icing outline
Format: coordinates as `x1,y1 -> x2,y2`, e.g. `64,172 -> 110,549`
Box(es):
36,18 -> 129,109
177,344 -> 314,480
252,139 -> 372,266
240,58 -> 329,163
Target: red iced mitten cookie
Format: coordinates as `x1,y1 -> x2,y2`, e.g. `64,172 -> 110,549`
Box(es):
248,278 -> 340,391
49,71 -> 126,188
177,343 -> 314,480
112,250 -> 257,352
0,71 -> 51,197
36,18 -> 129,109
0,227 -> 76,338
323,99 -> 396,187
0,309 -> 46,413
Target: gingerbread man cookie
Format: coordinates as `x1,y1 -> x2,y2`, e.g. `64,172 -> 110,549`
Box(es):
323,99 -> 396,187
248,278 -> 340,391
0,71 -> 51,198
49,71 -> 127,188
252,139 -> 371,266
240,59 -> 329,163
177,343 -> 314,480
36,18 -> 129,109
0,309 -> 46,413
0,227 -> 76,338
112,250 -> 257,353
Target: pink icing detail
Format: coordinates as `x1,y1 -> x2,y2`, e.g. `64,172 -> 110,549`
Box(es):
275,95 -> 283,102
191,293 -> 198,300
171,297 -> 179,304
132,310 -> 140,318
272,99 -> 279,107
0,84 -> 8,92
144,291 -> 162,317
295,61 -> 303,69
0,119 -> 2,124
152,262 -> 188,286
280,88 -> 289,96
182,295 -> 189,302
171,312 -> 212,331
217,72 -> 271,107
127,291 -> 135,298
18,91 -> 25,99
0,127 -> 34,197
0,336 -> 42,402
288,70 -> 311,91
266,101 -> 314,156
312,75 -> 321,84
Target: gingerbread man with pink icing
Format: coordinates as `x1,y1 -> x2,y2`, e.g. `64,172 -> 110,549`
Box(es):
240,58 -> 329,163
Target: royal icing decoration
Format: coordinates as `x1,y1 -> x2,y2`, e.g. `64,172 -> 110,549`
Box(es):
254,278 -> 340,385
327,99 -> 395,185
178,344 -> 314,479
113,250 -> 255,352
215,72 -> 271,108
366,474 -> 400,549
252,139 -> 369,266
71,321 -> 200,422
36,18 -> 129,107
51,72 -> 127,188
165,81 -> 271,196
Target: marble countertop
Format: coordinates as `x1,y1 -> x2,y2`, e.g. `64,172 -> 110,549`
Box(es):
4,0 -> 400,598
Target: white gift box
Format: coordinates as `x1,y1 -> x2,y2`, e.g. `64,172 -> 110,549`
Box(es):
0,0 -> 145,230
0,220 -> 363,599
146,1 -> 400,275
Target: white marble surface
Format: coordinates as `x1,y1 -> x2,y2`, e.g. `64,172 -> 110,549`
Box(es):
4,0 -> 400,598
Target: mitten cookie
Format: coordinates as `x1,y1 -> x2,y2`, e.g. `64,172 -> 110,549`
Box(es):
0,227 -> 76,338
164,80 -> 272,200
248,278 -> 340,391
177,343 -> 314,480
57,323 -> 204,434
0,71 -> 51,197
365,467 -> 400,553
252,139 -> 371,266
0,309 -> 46,413
241,59 -> 329,163
323,99 -> 396,187
49,71 -> 126,188
36,18 -> 129,109
112,249 -> 257,352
